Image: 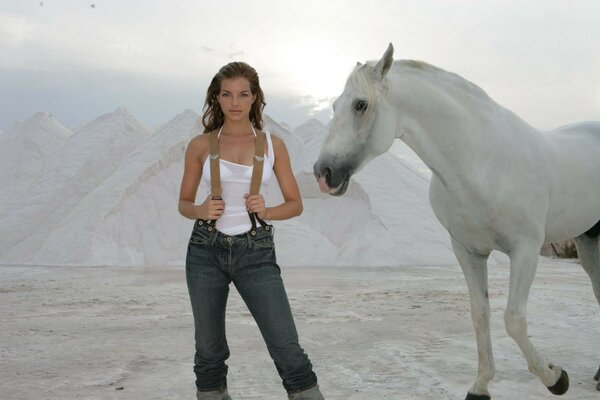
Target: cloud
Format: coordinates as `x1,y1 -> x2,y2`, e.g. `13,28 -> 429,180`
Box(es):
0,1 -> 598,132
227,51 -> 245,59
0,12 -> 36,47
295,94 -> 336,116
0,66 -> 333,132
265,94 -> 333,129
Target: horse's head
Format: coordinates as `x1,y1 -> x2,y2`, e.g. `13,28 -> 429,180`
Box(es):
314,43 -> 397,196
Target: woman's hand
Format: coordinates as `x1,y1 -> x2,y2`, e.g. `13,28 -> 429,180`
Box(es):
244,193 -> 268,219
198,194 -> 225,220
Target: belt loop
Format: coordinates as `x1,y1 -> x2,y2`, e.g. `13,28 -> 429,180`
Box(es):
208,227 -> 218,246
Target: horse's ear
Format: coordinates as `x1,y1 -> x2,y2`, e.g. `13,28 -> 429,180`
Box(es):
356,61 -> 362,66
373,42 -> 394,80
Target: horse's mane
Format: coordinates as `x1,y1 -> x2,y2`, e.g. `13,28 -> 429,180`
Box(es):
354,59 -> 493,105
402,60 -> 492,101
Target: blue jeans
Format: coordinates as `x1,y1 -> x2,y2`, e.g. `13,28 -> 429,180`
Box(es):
185,219 -> 319,395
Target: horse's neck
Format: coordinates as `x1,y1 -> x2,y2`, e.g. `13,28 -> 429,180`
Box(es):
389,71 -> 540,181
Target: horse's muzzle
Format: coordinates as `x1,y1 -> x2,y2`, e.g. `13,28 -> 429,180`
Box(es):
313,161 -> 352,196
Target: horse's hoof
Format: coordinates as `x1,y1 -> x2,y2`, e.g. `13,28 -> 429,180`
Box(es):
547,369 -> 569,395
594,364 -> 600,381
596,380 -> 600,392
465,393 -> 491,400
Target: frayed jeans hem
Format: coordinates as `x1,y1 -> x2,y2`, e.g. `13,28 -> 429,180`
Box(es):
285,381 -> 319,394
196,385 -> 228,392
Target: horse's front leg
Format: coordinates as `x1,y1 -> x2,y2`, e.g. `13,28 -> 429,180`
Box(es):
505,242 -> 569,395
451,238 -> 495,400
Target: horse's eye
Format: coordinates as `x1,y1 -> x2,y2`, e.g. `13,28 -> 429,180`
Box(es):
353,100 -> 368,113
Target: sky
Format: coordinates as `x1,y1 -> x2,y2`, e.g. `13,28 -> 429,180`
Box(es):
1,0 -> 599,131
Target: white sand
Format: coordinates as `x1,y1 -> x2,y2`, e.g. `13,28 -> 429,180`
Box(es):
1,259 -> 599,399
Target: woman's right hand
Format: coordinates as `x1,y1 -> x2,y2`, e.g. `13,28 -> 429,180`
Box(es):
197,195 -> 225,220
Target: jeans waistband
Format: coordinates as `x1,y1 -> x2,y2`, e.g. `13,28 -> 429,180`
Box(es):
193,219 -> 274,248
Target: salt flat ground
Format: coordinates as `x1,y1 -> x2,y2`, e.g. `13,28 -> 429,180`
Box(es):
1,260 -> 599,400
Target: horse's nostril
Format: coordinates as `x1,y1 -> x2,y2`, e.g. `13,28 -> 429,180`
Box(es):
314,161 -> 331,179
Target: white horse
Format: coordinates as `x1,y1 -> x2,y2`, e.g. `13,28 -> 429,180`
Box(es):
314,43 -> 600,400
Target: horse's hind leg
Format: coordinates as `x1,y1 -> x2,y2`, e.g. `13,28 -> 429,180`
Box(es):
451,238 -> 495,400
574,229 -> 600,304
573,232 -> 600,390
505,241 -> 569,395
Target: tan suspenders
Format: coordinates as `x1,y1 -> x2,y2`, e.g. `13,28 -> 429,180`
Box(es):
206,127 -> 271,236
208,129 -> 222,199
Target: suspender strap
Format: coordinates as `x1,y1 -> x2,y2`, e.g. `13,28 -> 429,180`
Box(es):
205,126 -> 270,235
208,129 -> 222,199
206,129 -> 222,229
248,129 -> 270,235
249,130 -> 265,196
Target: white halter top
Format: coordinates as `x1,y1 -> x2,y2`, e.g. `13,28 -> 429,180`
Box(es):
201,126 -> 275,235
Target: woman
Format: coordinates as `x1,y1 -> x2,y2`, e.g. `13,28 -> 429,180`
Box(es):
178,62 -> 324,400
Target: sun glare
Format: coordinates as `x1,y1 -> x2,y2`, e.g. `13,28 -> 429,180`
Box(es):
271,40 -> 351,118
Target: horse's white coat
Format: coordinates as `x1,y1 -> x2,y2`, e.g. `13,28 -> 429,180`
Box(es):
314,43 -> 600,398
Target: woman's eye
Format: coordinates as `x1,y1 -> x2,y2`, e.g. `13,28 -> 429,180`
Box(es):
354,100 -> 368,113
241,93 -> 249,97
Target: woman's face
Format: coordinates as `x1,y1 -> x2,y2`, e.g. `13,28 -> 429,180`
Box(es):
217,77 -> 256,123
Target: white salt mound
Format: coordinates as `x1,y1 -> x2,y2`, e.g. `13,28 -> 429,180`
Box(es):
0,112 -> 72,214
0,108 -> 151,263
0,109 -> 458,267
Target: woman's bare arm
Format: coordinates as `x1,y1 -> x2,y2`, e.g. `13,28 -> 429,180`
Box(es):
178,134 -> 224,220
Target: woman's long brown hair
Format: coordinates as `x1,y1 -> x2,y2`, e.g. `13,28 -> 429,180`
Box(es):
201,62 -> 266,133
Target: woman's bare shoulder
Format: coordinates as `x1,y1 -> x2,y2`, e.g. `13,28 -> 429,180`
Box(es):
268,132 -> 287,151
187,132 -> 212,160
190,131 -> 212,144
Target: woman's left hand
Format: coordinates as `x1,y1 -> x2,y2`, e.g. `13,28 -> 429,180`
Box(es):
244,193 -> 268,219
